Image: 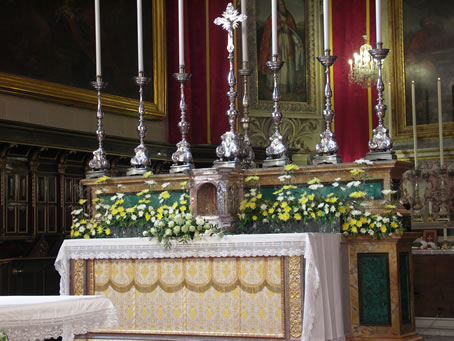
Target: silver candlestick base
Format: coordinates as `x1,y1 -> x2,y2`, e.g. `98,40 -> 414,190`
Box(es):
86,77 -> 110,179
366,43 -> 395,161
127,73 -> 151,176
263,55 -> 288,168
238,65 -> 255,169
312,50 -> 341,165
213,3 -> 246,169
170,67 -> 193,174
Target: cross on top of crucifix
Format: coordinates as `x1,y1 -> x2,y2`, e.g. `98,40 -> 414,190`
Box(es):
214,3 -> 247,53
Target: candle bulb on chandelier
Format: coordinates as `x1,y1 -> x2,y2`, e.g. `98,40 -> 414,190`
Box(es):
437,77 -> 444,169
376,0 -> 382,44
241,0 -> 248,63
271,0 -> 278,56
323,0 -> 329,51
178,0 -> 184,67
411,80 -> 418,169
94,0 -> 102,79
137,0 -> 144,73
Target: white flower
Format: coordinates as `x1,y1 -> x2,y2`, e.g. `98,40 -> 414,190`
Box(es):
196,216 -> 204,226
71,209 -> 83,215
168,221 -> 175,228
277,196 -> 284,201
351,210 -> 362,216
91,229 -> 96,236
137,204 -> 146,210
161,182 -> 170,188
143,230 -> 149,236
189,225 -> 196,232
278,174 -> 292,182
263,219 -> 269,223
376,216 -> 383,221
354,158 -> 374,165
382,189 -> 397,195
330,205 -> 336,212
332,182 -> 339,187
376,222 -> 382,227
165,228 -> 172,236
347,181 -> 361,188
368,229 -> 374,236
145,194 -> 151,199
95,189 -> 103,195
364,211 -> 371,217
150,227 -> 157,235
340,186 -> 346,192
383,217 -> 390,223
204,229 -> 213,236
158,221 -> 166,228
317,203 -> 325,208
117,193 -> 125,199
95,204 -> 101,210
145,180 -> 157,185
335,177 -> 341,182
181,225 -> 188,233
117,184 -> 125,188
250,188 -> 257,195
260,204 -> 267,210
75,222 -> 80,227
138,211 -> 144,217
185,213 -> 192,220
288,196 -> 295,201
79,226 -> 85,232
173,226 -> 180,234
95,213 -> 101,219
396,212 -> 403,217
360,228 -> 367,234
309,184 -> 324,190
324,207 -> 329,214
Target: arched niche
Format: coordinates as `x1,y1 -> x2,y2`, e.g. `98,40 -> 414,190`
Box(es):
196,183 -> 218,216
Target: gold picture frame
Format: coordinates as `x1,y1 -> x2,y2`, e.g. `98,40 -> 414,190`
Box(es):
390,0 -> 454,139
0,0 -> 166,120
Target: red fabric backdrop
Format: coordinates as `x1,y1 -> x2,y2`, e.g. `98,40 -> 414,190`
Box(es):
167,0 -> 377,162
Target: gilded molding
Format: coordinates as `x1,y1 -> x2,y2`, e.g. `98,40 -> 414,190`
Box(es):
288,256 -> 302,339
73,259 -> 86,296
88,260 -> 95,295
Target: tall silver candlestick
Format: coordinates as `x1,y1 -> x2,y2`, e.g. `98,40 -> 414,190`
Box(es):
365,42 -> 396,161
238,62 -> 255,168
86,77 -> 110,179
263,55 -> 288,168
127,73 -> 151,176
312,49 -> 341,165
213,3 -> 246,168
170,66 -> 193,173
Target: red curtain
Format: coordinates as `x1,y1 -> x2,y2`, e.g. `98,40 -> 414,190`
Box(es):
332,0 -> 378,162
167,0 -> 229,145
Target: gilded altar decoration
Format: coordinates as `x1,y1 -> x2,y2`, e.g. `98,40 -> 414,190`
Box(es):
72,259 -> 86,296
288,256 -> 303,339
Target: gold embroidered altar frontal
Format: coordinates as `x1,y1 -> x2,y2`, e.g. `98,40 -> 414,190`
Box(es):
93,257 -> 287,338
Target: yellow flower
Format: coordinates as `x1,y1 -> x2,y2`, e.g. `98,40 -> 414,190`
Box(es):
279,212 -> 290,221
105,228 -> 111,236
180,206 -> 186,212
95,176 -> 109,184
294,213 -> 302,220
78,199 -> 87,205
308,194 -> 315,201
256,193 -> 262,199
268,208 -> 275,214
317,210 -> 323,217
284,206 -> 291,213
308,177 -> 320,185
273,202 -> 279,207
180,200 -> 187,205
326,197 -> 338,203
299,197 -> 308,204
97,226 -> 103,234
350,219 -> 357,226
370,223 -> 375,229
245,176 -> 260,182
349,191 -> 367,199
156,213 -> 163,220
120,211 -> 126,217
384,204 -> 396,209
239,200 -> 248,211
342,223 -> 349,231
391,221 -> 398,228
356,221 -> 362,227
84,234 -> 90,239
127,207 -> 135,213
351,226 -> 358,233
246,202 -> 256,209
380,225 -> 387,233
111,209 -> 118,215
161,191 -> 170,199
180,181 -> 187,187
80,219 -> 87,225
310,212 -> 316,219
360,216 -> 367,223
283,185 -> 297,190
143,171 -> 153,178
339,206 -> 346,213
117,207 -> 124,212
281,202 -> 288,208
284,164 -> 299,172
350,168 -> 365,176
262,211 -> 268,217
252,216 -> 257,221
172,202 -> 178,210
74,231 -> 80,237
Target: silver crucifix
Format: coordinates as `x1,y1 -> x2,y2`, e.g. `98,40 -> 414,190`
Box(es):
213,3 -> 246,168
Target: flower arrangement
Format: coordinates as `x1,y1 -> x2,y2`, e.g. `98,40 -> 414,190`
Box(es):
70,179 -> 221,248
236,160 -> 405,239
0,329 -> 7,341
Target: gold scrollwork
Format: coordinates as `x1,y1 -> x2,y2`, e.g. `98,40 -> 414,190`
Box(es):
288,256 -> 302,339
73,259 -> 85,296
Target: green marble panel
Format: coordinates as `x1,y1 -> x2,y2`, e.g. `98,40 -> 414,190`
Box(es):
358,253 -> 392,326
100,190 -> 184,208
400,252 -> 411,324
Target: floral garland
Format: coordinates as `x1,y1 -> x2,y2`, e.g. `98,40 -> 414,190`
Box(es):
70,178 -> 221,248
236,161 -> 404,239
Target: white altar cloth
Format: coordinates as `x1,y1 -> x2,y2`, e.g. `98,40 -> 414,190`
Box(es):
55,233 -> 350,341
0,295 -> 118,341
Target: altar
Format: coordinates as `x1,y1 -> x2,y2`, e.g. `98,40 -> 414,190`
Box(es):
55,233 -> 351,340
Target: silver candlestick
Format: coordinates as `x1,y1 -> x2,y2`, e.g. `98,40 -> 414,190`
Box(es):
365,42 -> 396,161
213,3 -> 246,169
312,49 -> 341,165
263,55 -> 288,168
170,66 -> 193,174
86,77 -> 110,179
238,62 -> 255,168
127,73 -> 151,176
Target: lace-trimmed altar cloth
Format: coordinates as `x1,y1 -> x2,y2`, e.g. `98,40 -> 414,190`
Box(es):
55,233 -> 349,341
0,295 -> 118,341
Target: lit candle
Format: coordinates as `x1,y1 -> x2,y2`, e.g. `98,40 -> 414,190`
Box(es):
443,227 -> 448,240
241,0 -> 248,63
411,80 -> 418,169
323,0 -> 329,51
438,78 -> 444,168
376,0 -> 382,44
178,0 -> 184,67
271,0 -> 278,56
94,0 -> 102,77
388,82 -> 392,137
137,0 -> 144,73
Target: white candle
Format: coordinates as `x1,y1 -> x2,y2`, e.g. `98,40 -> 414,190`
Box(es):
94,0 -> 102,77
137,0 -> 144,73
376,0 -> 382,44
323,0 -> 330,51
438,78 -> 444,168
241,0 -> 248,63
178,0 -> 184,67
411,80 -> 418,169
443,227 -> 448,240
271,0 -> 278,56
388,82 -> 392,137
